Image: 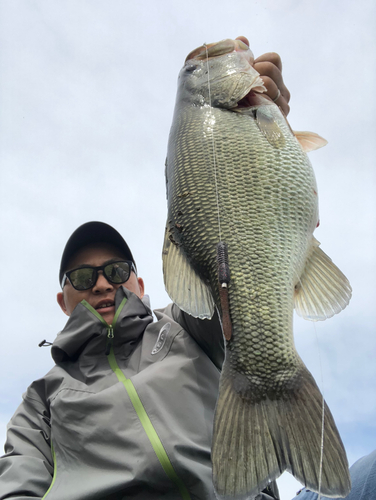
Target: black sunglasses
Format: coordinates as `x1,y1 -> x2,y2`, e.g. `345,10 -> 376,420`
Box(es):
61,260 -> 137,290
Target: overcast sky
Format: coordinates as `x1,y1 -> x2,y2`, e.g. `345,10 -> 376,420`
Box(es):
0,1 -> 375,498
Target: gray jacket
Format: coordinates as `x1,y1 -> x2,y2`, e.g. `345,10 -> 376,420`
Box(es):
0,287 -> 278,500
0,287 -> 225,499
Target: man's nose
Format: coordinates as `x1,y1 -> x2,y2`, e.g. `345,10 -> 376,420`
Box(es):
92,271 -> 114,293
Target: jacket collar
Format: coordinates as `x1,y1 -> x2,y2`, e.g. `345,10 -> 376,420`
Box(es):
51,287 -> 153,363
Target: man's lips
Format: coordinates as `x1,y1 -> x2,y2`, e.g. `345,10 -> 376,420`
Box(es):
94,299 -> 115,311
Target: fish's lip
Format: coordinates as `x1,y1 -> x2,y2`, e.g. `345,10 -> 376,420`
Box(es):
230,71 -> 268,109
236,90 -> 271,109
185,38 -> 253,63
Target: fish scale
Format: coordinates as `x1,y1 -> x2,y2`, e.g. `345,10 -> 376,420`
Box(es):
163,39 -> 351,500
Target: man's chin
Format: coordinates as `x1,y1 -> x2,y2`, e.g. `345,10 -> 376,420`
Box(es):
96,306 -> 115,325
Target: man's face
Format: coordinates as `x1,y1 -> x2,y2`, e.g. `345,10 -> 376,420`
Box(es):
57,243 -> 144,325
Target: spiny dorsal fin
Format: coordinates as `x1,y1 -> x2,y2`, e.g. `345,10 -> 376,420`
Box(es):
294,237 -> 352,320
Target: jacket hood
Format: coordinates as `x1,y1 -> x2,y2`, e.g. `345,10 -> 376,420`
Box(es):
51,287 -> 153,363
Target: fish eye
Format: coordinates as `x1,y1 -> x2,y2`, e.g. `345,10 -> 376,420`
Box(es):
185,64 -> 196,74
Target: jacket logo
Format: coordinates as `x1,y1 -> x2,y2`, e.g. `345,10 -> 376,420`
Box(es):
151,322 -> 171,355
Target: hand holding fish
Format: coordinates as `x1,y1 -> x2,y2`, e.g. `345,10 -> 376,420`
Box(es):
236,36 -> 290,115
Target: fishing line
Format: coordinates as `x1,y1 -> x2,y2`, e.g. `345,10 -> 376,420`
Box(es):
203,43 -> 222,242
295,273 -> 325,500
203,44 -> 232,341
314,320 -> 326,500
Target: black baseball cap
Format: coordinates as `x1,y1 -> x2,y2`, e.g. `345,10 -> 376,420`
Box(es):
59,221 -> 136,284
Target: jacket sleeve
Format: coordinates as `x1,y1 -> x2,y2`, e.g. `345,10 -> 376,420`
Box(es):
170,303 -> 225,370
0,383 -> 54,500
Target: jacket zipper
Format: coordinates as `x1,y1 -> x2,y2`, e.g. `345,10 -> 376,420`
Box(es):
105,325 -> 114,355
80,297 -> 127,354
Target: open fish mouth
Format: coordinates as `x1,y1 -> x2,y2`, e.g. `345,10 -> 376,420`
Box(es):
236,90 -> 269,108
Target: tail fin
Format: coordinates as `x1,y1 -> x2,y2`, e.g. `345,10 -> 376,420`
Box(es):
212,362 -> 351,499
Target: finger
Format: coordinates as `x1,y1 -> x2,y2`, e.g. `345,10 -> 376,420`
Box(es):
254,52 -> 282,72
235,45 -> 291,115
260,75 -> 290,116
254,61 -> 290,101
254,61 -> 291,103
235,36 -> 249,47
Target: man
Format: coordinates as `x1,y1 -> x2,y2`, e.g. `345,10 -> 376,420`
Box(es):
1,221 -> 279,500
0,42 -> 289,500
1,221 -> 227,499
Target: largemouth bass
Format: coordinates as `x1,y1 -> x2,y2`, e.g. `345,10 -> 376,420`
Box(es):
163,39 -> 352,499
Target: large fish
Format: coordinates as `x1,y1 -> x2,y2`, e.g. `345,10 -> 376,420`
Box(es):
163,38 -> 352,499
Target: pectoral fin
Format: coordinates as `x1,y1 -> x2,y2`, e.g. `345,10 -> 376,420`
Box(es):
162,228 -> 215,319
255,107 -> 286,149
294,237 -> 352,320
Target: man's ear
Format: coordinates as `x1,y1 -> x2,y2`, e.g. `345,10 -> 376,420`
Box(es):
57,292 -> 69,316
137,277 -> 145,299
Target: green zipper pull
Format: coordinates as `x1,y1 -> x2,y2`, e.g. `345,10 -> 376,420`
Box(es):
105,325 -> 114,355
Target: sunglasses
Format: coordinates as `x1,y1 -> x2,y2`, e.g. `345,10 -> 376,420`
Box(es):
61,260 -> 137,290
